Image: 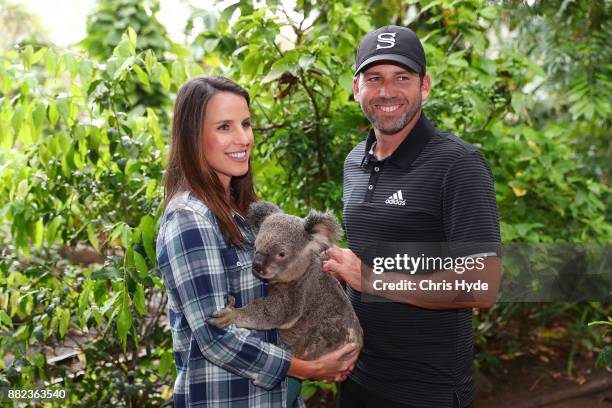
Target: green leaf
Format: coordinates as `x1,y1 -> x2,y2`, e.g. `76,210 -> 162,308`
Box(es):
121,224 -> 132,249
0,310 -> 13,328
133,284 -> 147,316
18,122 -> 32,145
48,101 -> 59,125
262,62 -> 289,84
79,59 -> 94,87
299,54 -> 316,71
242,52 -> 261,76
87,223 -> 99,251
353,15 -> 371,33
145,179 -> 157,200
79,286 -> 90,317
338,71 -> 354,94
33,352 -> 45,368
90,266 -> 121,280
117,291 -> 132,351
59,308 -> 70,337
33,219 -> 44,248
112,55 -> 136,80
44,48 -> 57,76
448,51 -> 469,67
127,27 -> 137,49
46,217 -> 62,244
140,215 -> 156,262
172,60 -> 185,88
56,97 -> 71,123
32,101 -> 46,128
479,6 -> 497,20
300,381 -> 318,400
511,93 -> 530,116
16,179 -> 29,199
22,45 -> 34,70
92,307 -> 103,327
144,50 -> 156,74
133,251 -> 148,278
32,47 -> 47,64
159,349 -> 173,376
600,345 -> 612,368
62,53 -> 78,77
132,63 -> 150,86
150,275 -> 164,290
11,105 -> 24,134
157,64 -> 171,90
114,37 -> 133,58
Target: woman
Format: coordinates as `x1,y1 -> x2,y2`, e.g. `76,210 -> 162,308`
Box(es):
155,76 -> 358,408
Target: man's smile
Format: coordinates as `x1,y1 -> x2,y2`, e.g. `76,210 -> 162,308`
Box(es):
375,104 -> 403,113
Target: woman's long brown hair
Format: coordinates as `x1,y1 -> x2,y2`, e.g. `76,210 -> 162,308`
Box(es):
163,76 -> 257,245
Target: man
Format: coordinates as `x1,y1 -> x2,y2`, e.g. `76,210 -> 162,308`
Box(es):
323,26 -> 502,408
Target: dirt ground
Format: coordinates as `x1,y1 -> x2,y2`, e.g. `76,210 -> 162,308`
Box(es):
475,353 -> 612,408
305,353 -> 612,408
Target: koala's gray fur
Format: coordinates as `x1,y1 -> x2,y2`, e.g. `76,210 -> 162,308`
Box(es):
208,202 -> 363,360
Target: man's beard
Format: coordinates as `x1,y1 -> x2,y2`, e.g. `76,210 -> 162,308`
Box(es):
361,94 -> 421,135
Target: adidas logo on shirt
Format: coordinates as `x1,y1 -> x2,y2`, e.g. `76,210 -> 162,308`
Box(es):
385,190 -> 406,206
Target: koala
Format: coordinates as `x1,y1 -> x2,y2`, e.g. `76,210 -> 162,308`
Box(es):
207,202 -> 363,361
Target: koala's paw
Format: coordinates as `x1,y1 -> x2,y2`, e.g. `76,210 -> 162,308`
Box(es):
207,295 -> 237,328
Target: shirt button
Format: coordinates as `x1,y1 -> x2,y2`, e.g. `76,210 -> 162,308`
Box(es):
374,166 -> 380,172
368,185 -> 373,190
236,261 -> 242,267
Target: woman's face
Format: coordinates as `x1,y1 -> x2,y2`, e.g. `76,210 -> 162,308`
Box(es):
201,92 -> 253,190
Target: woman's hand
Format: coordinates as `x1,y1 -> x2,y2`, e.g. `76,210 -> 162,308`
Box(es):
288,343 -> 360,383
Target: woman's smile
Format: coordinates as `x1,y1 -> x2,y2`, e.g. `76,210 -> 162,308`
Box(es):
226,150 -> 248,161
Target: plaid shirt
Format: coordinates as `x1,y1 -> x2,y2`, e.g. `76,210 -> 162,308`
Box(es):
156,191 -> 305,408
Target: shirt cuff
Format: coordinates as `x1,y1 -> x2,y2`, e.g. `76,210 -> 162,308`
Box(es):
251,342 -> 292,390
448,242 -> 501,258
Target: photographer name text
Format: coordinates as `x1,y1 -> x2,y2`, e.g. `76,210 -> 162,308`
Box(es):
372,279 -> 489,292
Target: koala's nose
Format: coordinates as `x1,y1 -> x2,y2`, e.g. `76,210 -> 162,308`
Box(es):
252,253 -> 266,273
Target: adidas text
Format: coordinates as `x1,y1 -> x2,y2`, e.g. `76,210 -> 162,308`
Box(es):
385,190 -> 406,205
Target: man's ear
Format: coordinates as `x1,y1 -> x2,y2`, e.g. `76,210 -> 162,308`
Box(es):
421,73 -> 431,102
247,202 -> 280,230
304,210 -> 341,245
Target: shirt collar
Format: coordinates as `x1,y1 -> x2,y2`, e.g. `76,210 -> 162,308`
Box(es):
362,112 -> 435,169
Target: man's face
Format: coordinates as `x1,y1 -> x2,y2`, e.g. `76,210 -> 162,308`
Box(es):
353,64 -> 430,135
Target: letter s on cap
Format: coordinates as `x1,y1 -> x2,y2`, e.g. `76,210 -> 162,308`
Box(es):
376,32 -> 396,49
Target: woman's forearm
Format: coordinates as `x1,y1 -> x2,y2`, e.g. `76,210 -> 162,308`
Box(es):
287,357 -> 319,380
287,343 -> 359,381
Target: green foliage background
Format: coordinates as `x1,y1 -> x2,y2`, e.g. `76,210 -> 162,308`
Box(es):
0,0 -> 610,406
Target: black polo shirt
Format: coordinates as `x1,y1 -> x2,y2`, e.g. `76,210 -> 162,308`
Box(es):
342,113 -> 500,407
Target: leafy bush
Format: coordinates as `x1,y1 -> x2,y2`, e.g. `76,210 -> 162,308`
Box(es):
0,1 -> 610,406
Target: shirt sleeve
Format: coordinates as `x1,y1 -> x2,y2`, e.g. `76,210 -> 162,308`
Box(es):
441,151 -> 501,258
161,207 -> 291,390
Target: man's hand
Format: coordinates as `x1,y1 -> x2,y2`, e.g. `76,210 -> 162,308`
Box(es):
322,246 -> 362,291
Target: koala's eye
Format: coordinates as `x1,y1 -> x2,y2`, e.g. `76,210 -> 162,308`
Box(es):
278,251 -> 286,258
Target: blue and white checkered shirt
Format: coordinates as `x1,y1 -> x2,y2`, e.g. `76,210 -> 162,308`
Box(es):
156,191 -> 305,407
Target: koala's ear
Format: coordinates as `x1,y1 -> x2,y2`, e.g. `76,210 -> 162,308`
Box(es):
304,210 -> 341,244
247,201 -> 281,230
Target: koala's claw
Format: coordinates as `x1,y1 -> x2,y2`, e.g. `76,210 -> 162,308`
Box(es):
226,295 -> 235,308
208,296 -> 237,328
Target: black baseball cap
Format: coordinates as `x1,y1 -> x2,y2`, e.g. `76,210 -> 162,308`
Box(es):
354,25 -> 426,76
